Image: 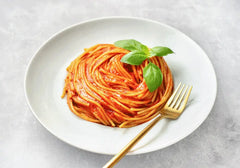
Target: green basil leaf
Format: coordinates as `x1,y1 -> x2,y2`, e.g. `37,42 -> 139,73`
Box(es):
114,39 -> 149,54
120,50 -> 147,65
143,63 -> 163,92
149,46 -> 174,57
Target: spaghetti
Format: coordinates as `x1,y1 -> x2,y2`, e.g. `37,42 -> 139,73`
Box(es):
62,44 -> 173,128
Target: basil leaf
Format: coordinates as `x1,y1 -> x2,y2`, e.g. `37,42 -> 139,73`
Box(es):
121,50 -> 147,65
143,63 -> 163,92
149,46 -> 174,57
114,39 -> 149,54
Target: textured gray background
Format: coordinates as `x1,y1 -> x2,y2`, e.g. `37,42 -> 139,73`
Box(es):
1,0 -> 240,168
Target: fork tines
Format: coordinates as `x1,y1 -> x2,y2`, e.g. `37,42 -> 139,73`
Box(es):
167,83 -> 192,111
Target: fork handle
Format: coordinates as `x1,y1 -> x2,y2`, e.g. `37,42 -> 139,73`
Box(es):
103,115 -> 164,168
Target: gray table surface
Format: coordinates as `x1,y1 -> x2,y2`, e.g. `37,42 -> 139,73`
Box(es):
1,0 -> 240,167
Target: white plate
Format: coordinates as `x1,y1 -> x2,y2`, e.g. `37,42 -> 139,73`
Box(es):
24,17 -> 217,155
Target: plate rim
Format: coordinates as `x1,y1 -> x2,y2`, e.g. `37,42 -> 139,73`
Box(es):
24,16 -> 217,155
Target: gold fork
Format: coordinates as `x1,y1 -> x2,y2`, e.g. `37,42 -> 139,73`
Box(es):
103,83 -> 192,168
